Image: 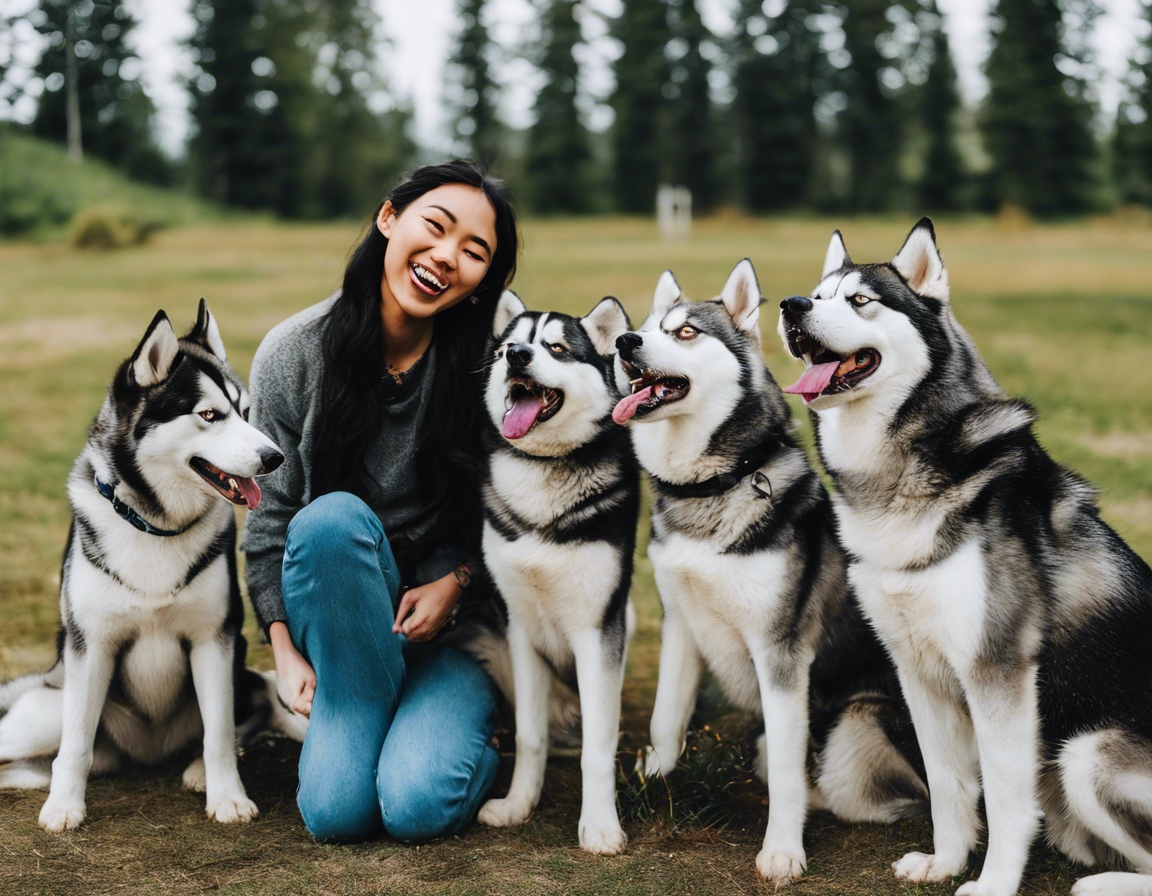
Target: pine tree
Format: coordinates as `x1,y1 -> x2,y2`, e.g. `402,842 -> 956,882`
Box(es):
526,0 -> 592,213
30,0 -> 169,182
731,0 -> 821,211
610,0 -> 669,213
1114,0 -> 1152,205
982,0 -> 1100,215
664,0 -> 715,209
919,2 -> 963,210
447,0 -> 502,165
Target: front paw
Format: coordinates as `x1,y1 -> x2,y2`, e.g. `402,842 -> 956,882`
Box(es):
755,847 -> 806,884
181,758 -> 206,793
641,744 -> 677,779
579,818 -> 627,855
956,878 -> 1021,896
206,792 -> 258,823
478,797 -> 532,828
39,795 -> 86,832
892,851 -> 966,883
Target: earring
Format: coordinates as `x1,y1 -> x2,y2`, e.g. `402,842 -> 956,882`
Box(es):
470,294 -> 479,304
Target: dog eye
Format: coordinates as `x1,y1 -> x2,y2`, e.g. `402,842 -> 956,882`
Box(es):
675,325 -> 698,340
850,294 -> 872,307
549,343 -> 566,355
198,409 -> 221,422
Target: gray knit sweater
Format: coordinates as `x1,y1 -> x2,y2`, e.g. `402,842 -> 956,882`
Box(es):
242,296 -> 469,631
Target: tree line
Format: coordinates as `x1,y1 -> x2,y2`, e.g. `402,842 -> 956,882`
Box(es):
8,0 -> 1152,219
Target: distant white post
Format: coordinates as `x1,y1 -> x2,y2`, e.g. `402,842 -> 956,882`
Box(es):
657,184 -> 691,240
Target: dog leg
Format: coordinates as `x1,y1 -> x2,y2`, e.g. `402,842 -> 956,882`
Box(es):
954,667 -> 1041,896
891,666 -> 980,884
751,649 -> 810,884
571,627 -> 627,856
189,637 -> 257,823
0,687 -> 63,763
39,643 -> 115,831
644,604 -> 702,779
478,621 -> 550,828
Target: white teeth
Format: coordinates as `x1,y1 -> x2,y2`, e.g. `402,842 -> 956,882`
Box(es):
412,263 -> 446,291
227,477 -> 238,491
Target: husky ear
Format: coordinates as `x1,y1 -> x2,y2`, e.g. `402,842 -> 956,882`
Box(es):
719,258 -> 763,339
185,298 -> 227,361
650,270 -> 682,321
130,311 -> 180,388
581,297 -> 631,356
822,230 -> 852,279
892,217 -> 949,301
493,290 -> 526,338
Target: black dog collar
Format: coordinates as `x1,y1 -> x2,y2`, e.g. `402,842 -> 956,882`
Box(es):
652,439 -> 780,500
95,476 -> 194,537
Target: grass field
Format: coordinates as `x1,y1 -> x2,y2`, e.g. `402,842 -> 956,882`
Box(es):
1,215 -> 1150,895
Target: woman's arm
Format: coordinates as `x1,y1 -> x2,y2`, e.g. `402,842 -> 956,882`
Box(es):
268,621 -> 316,716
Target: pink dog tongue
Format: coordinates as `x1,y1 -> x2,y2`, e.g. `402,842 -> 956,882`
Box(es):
236,477 -> 261,510
503,396 -> 544,439
782,361 -> 840,402
612,386 -> 654,425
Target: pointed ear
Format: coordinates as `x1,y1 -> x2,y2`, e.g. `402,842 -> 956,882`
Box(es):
650,269 -> 682,321
822,230 -> 851,279
493,290 -> 526,338
719,258 -> 763,339
184,298 -> 227,360
130,311 -> 180,387
581,297 -> 631,356
891,217 -> 949,300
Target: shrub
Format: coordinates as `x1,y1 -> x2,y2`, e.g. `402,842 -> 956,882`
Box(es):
68,204 -> 161,250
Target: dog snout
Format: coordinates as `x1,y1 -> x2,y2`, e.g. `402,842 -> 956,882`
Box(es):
781,295 -> 813,320
259,447 -> 284,474
506,343 -> 533,371
615,332 -> 642,357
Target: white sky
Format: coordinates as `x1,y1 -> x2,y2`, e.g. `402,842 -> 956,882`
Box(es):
1,0 -> 1147,157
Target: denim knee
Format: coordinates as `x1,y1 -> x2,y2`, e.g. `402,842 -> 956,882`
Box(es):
298,783 -> 383,843
286,491 -> 381,560
376,770 -> 473,842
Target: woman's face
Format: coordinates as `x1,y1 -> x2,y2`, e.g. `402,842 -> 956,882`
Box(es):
377,183 -> 498,320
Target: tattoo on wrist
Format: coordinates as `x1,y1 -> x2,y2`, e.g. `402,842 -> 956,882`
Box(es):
453,563 -> 471,591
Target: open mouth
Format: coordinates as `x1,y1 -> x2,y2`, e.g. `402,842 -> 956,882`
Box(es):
612,359 -> 690,424
409,262 -> 448,297
190,457 -> 262,509
502,377 -> 565,439
781,324 -> 881,403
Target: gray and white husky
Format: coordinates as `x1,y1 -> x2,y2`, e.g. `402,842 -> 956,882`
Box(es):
612,262 -> 927,884
779,218 -> 1152,896
0,301 -> 286,831
472,290 -> 639,855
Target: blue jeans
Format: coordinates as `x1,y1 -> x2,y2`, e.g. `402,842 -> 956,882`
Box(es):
281,492 -> 500,842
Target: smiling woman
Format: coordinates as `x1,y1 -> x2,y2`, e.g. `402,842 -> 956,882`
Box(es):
240,160 -> 520,843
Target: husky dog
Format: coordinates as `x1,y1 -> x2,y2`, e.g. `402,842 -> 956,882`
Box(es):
0,301 -> 286,832
778,218 -> 1152,896
612,262 -> 927,884
472,290 -> 639,855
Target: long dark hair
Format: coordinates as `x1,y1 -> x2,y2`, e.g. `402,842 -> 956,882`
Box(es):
311,160 -> 519,559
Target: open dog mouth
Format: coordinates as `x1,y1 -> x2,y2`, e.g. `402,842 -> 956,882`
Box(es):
190,457 -> 262,509
409,262 -> 448,297
502,377 -> 564,439
781,325 -> 881,403
612,359 -> 690,424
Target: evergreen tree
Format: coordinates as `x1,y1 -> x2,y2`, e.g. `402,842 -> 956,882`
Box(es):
1114,0 -> 1152,204
731,0 -> 821,211
664,0 -> 716,209
610,0 -> 669,213
447,0 -> 502,165
30,0 -> 169,182
982,0 -> 1100,215
919,2 -> 963,210
526,0 -> 591,213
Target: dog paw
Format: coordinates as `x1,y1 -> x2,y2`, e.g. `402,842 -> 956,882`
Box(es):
641,744 -> 676,779
206,793 -> 258,823
477,797 -> 532,828
181,758 -> 206,793
1071,872 -> 1152,896
755,847 -> 806,884
956,880 -> 1017,896
579,819 -> 627,855
39,796 -> 85,832
892,851 -> 965,883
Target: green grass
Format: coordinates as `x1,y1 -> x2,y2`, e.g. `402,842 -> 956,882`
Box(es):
1,214 -> 1151,894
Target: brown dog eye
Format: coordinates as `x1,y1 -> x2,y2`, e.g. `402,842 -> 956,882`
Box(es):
851,294 -> 871,307
676,326 -> 698,340
198,409 -> 220,422
549,343 -> 566,354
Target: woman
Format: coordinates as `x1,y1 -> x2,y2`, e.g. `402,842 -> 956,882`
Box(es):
243,160 -> 519,842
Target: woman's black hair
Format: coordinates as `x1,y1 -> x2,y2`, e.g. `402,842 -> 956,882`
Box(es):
311,159 -> 520,561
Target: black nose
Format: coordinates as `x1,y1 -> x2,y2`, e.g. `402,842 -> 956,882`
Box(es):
616,332 -> 642,353
781,295 -> 813,320
259,448 -> 284,474
506,343 -> 533,371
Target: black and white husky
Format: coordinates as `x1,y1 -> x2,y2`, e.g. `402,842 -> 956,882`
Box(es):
612,262 -> 927,884
0,301 -> 286,832
779,218 -> 1152,896
472,290 -> 639,855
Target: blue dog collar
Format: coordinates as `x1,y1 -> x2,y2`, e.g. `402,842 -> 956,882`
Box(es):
94,476 -> 194,537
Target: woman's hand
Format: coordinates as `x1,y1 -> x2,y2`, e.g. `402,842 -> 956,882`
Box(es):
392,572 -> 463,642
268,621 -> 316,717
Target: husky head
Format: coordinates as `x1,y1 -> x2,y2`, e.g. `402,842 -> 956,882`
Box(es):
91,300 -> 283,523
484,290 -> 631,457
612,260 -> 766,429
776,217 -> 959,413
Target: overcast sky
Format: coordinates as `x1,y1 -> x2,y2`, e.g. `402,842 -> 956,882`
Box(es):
2,0 -> 1147,156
